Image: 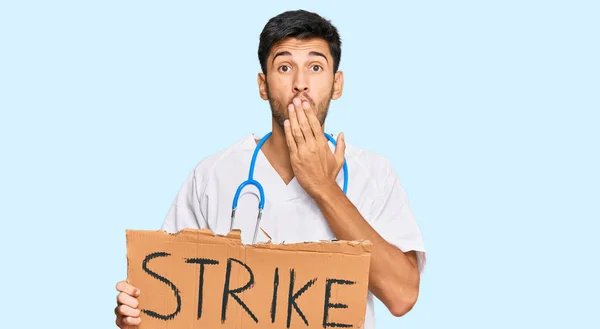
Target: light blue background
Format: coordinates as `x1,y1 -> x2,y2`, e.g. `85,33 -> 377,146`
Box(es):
1,1 -> 598,328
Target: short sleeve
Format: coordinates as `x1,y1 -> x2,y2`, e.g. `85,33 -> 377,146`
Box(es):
160,169 -> 209,233
368,160 -> 426,273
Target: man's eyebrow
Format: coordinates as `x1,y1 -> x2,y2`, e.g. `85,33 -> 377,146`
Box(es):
272,51 -> 292,64
309,51 -> 329,63
271,50 -> 329,64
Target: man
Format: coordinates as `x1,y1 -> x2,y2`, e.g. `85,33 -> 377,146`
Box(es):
115,9 -> 426,329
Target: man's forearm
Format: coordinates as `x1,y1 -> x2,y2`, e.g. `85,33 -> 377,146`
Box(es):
310,182 -> 421,317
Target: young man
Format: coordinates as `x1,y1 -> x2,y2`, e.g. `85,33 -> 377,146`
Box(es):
115,9 -> 426,329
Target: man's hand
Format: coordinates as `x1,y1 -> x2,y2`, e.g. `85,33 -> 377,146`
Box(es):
283,97 -> 345,197
114,280 -> 142,328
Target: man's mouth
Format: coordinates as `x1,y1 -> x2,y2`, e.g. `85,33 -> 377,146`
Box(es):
292,94 -> 313,105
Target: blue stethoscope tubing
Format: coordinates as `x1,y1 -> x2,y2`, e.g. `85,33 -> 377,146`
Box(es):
230,131 -> 348,243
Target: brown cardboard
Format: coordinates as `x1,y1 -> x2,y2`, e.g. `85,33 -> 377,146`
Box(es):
126,228 -> 372,329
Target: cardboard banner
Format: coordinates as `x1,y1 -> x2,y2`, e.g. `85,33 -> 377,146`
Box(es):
126,229 -> 373,329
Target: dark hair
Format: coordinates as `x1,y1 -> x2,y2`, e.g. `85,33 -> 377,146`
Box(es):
258,10 -> 342,74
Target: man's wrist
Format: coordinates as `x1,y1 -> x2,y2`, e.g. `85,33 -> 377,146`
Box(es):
308,180 -> 343,203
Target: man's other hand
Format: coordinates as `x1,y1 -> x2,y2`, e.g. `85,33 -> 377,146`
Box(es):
115,280 -> 141,328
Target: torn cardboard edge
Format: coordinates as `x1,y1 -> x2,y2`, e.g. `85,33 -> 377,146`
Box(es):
126,228 -> 373,254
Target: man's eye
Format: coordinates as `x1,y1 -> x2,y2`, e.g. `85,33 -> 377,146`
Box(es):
279,65 -> 291,72
311,65 -> 323,72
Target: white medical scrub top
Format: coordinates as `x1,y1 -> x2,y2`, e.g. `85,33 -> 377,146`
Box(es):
161,133 -> 426,329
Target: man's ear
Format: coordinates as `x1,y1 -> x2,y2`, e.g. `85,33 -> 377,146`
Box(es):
332,70 -> 344,100
258,73 -> 269,100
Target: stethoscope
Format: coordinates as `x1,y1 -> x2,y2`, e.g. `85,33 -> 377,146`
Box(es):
230,132 -> 349,244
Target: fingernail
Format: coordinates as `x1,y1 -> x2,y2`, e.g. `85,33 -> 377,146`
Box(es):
135,289 -> 140,295
293,98 -> 300,105
284,120 -> 289,126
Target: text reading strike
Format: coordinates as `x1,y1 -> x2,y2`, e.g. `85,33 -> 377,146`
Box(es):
140,251 -> 357,328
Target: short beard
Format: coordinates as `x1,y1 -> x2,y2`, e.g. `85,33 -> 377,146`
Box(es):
266,82 -> 333,132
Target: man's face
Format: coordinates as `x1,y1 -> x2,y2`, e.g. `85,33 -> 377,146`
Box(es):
258,37 -> 343,131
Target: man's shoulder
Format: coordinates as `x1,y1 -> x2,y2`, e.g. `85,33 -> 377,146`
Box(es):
344,138 -> 395,177
189,133 -> 254,176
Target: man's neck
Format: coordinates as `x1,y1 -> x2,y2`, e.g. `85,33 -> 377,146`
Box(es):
266,121 -> 289,154
257,119 -> 294,185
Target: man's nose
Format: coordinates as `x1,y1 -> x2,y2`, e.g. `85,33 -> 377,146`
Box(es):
293,73 -> 309,93
293,84 -> 308,93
